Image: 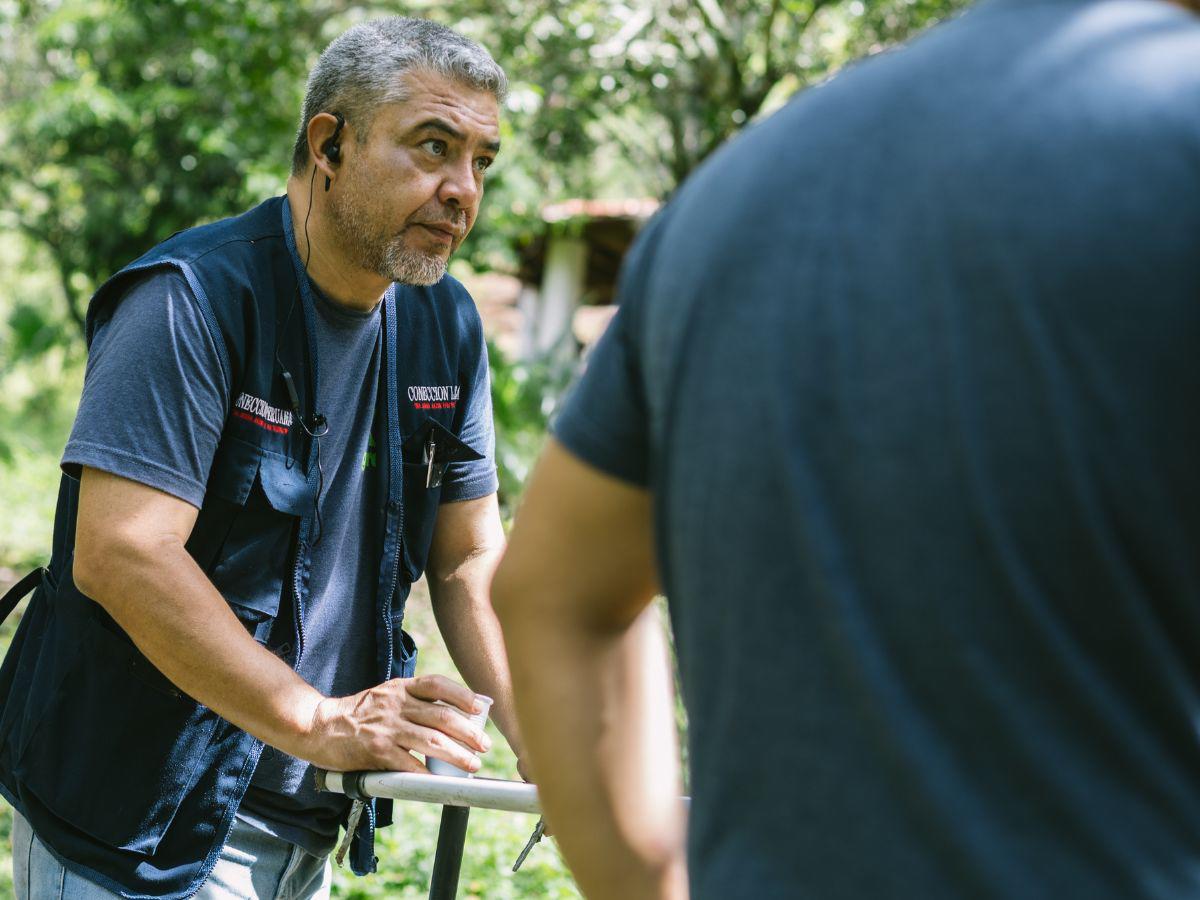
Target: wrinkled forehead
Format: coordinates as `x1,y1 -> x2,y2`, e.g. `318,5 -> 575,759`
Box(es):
380,67 -> 501,144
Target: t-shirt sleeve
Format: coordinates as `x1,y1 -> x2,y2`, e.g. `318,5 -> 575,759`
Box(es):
550,214 -> 662,488
62,270 -> 231,508
439,315 -> 500,503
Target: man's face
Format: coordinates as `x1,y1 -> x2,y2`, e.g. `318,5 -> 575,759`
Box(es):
328,68 -> 501,286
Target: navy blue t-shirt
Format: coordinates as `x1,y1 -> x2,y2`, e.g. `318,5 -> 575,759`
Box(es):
63,268 -> 498,856
237,284 -> 383,854
554,1 -> 1200,897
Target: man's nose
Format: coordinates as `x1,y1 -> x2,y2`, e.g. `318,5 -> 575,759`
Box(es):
438,155 -> 482,211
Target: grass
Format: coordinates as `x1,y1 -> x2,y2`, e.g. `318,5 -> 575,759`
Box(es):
0,793 -> 9,899
1,568 -> 22,898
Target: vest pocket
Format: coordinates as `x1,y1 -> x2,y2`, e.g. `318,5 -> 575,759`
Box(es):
13,596 -> 218,857
205,445 -> 313,629
399,469 -> 442,582
393,620 -> 419,679
398,418 -> 485,581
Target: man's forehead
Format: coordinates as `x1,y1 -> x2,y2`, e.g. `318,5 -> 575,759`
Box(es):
385,68 -> 500,143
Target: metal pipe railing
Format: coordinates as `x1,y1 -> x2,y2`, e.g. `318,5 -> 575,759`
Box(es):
318,770 -> 540,814
320,769 -> 687,899
317,770 -> 542,900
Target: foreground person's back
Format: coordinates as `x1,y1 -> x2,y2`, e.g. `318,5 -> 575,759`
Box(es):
550,0 -> 1200,896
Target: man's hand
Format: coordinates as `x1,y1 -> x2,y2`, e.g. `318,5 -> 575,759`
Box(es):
304,674 -> 492,774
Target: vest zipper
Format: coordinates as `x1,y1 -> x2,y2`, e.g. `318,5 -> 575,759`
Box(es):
348,290 -> 402,867
291,524 -> 308,667
379,291 -> 403,682
381,512 -> 401,681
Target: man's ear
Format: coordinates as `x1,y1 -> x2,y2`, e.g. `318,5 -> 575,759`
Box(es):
307,111 -> 345,190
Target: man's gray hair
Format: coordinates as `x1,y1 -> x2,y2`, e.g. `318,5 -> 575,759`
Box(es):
291,17 -> 507,175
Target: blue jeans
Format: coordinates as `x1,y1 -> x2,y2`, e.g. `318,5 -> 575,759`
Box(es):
11,810 -> 332,899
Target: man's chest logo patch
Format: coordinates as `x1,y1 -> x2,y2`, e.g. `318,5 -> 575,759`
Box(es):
408,384 -> 460,410
232,392 -> 293,435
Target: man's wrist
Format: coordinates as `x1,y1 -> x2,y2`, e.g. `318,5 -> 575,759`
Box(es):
266,683 -> 329,763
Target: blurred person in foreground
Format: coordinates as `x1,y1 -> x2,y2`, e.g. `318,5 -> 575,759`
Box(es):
492,0 -> 1200,897
0,17 -> 526,900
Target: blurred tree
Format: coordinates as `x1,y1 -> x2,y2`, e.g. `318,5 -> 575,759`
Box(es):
0,0 -> 342,330
0,0 -> 969,335
453,0 -> 970,196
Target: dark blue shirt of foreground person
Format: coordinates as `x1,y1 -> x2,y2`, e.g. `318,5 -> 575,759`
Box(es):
548,0 -> 1200,897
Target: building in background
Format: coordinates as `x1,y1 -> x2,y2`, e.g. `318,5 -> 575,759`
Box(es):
465,199 -> 659,361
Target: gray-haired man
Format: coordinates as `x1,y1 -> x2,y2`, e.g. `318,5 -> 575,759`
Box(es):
0,18 -> 523,900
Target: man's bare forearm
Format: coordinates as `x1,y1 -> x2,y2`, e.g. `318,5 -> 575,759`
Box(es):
76,527 -> 492,774
429,544 -> 521,752
73,529 -> 325,760
426,493 -> 526,760
491,440 -> 687,897
73,468 -> 493,776
498,600 -> 687,898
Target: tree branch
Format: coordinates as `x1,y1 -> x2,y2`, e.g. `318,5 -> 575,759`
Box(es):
745,0 -> 835,119
797,0 -> 836,43
760,0 -> 785,89
663,100 -> 691,187
57,262 -> 85,336
690,0 -> 743,91
16,218 -> 85,335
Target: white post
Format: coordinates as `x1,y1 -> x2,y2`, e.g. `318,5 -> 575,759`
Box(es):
535,234 -> 587,356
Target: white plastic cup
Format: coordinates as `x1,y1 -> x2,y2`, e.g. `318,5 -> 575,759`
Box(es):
426,694 -> 493,778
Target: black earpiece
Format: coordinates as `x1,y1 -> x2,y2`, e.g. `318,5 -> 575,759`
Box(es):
321,111 -> 345,192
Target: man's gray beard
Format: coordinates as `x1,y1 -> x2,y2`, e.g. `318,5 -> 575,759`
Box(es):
331,196 -> 447,286
381,243 -> 446,286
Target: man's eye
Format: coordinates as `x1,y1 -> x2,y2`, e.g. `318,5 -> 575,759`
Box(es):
474,157 -> 494,173
421,139 -> 447,156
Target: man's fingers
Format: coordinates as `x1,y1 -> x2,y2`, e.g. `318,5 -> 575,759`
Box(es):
404,696 -> 490,753
403,723 -> 483,772
383,748 -> 429,775
404,673 -> 481,715
317,678 -> 491,772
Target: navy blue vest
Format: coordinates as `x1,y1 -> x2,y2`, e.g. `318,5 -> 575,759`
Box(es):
0,196 -> 490,897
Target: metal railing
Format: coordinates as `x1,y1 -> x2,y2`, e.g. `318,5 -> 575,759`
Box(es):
317,770 -> 541,899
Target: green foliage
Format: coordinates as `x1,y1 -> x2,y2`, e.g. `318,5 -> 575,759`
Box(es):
332,804 -> 580,899
488,339 -> 575,513
0,232 -> 84,567
450,0 -> 971,197
0,0 -> 971,336
0,800 -> 10,898
0,0 -> 391,330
